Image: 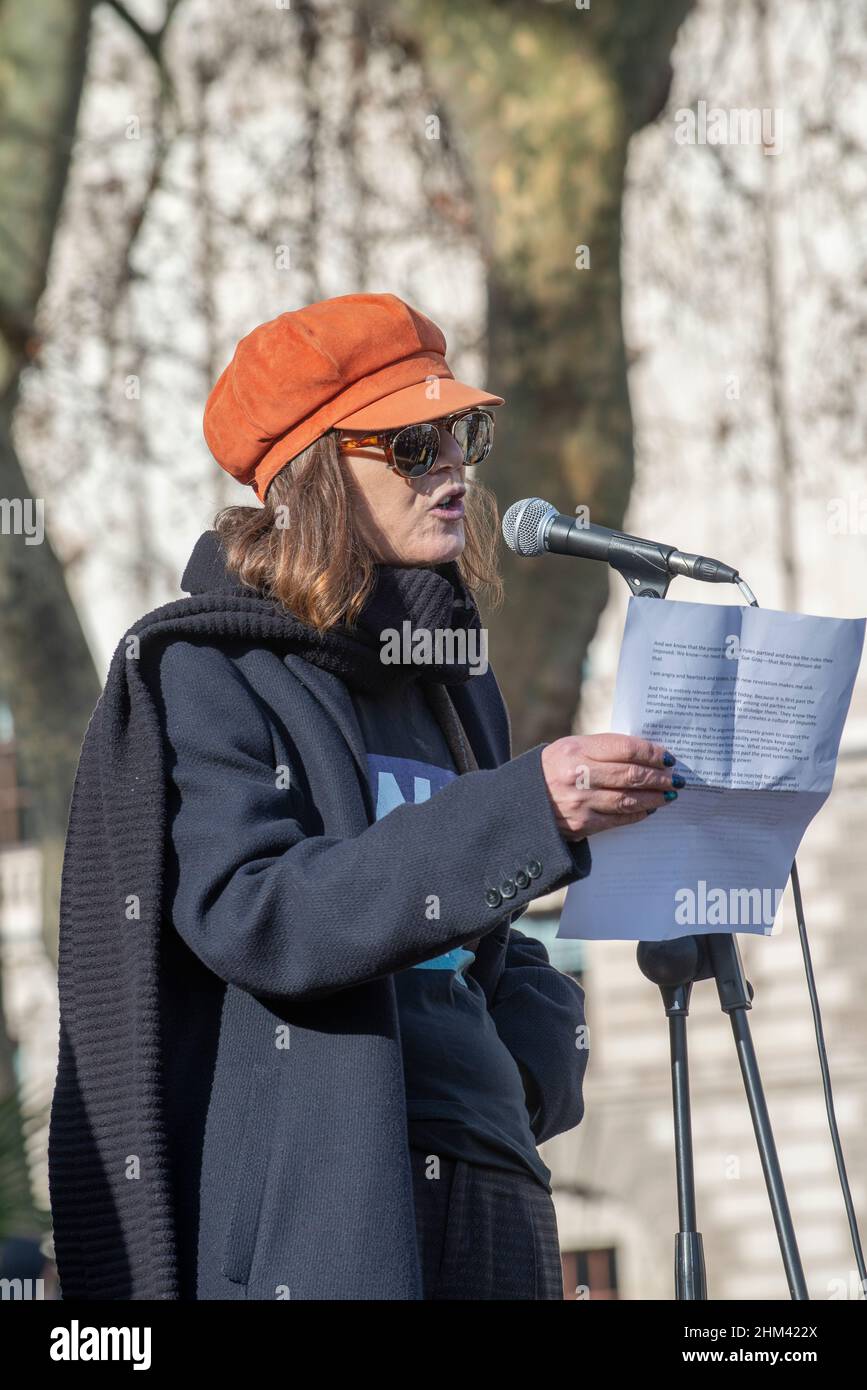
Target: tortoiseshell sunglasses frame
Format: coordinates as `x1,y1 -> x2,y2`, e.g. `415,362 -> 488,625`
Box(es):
335,407 -> 495,477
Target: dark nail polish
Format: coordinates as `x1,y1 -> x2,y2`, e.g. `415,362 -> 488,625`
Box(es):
672,774 -> 685,788
664,789 -> 678,801
663,752 -> 676,767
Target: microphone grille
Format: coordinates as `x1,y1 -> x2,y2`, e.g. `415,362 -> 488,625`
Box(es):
502,498 -> 555,556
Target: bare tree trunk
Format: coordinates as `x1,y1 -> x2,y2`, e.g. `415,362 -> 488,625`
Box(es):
296,0 -> 324,305
191,59 -> 233,516
0,0 -> 100,963
756,0 -> 798,610
383,0 -> 694,749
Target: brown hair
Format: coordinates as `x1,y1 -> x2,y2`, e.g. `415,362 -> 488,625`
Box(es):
213,429 -> 503,630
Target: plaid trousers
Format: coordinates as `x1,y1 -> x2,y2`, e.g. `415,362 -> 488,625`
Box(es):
408,1146 -> 564,1300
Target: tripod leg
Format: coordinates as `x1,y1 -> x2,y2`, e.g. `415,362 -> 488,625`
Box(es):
670,1009 -> 707,1299
708,933 -> 810,1300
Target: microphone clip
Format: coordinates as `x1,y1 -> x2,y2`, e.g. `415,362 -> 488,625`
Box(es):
607,535 -> 674,598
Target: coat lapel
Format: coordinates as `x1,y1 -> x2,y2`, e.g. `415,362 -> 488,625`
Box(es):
448,668 -> 511,769
283,656 -> 510,789
281,654 -> 372,807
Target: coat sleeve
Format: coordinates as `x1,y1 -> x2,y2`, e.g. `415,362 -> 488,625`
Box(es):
489,927 -> 590,1145
156,640 -> 592,1004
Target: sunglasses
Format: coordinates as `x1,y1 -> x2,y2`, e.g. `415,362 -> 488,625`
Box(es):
337,408 -> 495,478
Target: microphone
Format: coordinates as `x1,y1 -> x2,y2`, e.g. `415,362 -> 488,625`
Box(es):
501,497 -> 740,588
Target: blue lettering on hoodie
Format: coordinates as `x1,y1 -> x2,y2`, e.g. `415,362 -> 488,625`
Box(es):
367,753 -> 476,985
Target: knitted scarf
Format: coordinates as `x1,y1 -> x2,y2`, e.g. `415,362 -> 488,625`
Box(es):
178,530 -> 483,697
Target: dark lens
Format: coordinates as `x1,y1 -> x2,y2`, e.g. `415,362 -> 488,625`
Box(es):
391,423 -> 440,476
452,411 -> 493,466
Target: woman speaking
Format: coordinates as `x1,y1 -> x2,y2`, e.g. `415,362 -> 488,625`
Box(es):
48,292 -> 680,1301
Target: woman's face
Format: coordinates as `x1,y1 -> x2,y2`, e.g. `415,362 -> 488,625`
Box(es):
337,420 -> 468,566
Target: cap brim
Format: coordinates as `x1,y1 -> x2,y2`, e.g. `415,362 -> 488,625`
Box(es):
332,377 -> 504,431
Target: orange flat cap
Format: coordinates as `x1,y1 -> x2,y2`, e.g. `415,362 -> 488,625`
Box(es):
203,292 -> 504,501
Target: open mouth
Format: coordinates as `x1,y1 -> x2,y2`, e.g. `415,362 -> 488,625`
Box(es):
432,488 -> 466,517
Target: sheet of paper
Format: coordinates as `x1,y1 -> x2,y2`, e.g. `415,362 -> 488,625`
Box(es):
558,598 -> 865,941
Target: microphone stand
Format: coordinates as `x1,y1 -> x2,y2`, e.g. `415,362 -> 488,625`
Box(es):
609,547 -> 809,1301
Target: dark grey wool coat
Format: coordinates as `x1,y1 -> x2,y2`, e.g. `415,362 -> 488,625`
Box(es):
48,532 -> 592,1301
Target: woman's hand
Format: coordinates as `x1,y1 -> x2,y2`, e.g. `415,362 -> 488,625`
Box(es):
541,734 -> 681,840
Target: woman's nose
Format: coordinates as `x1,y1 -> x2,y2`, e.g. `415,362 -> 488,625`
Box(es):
434,427 -> 465,472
